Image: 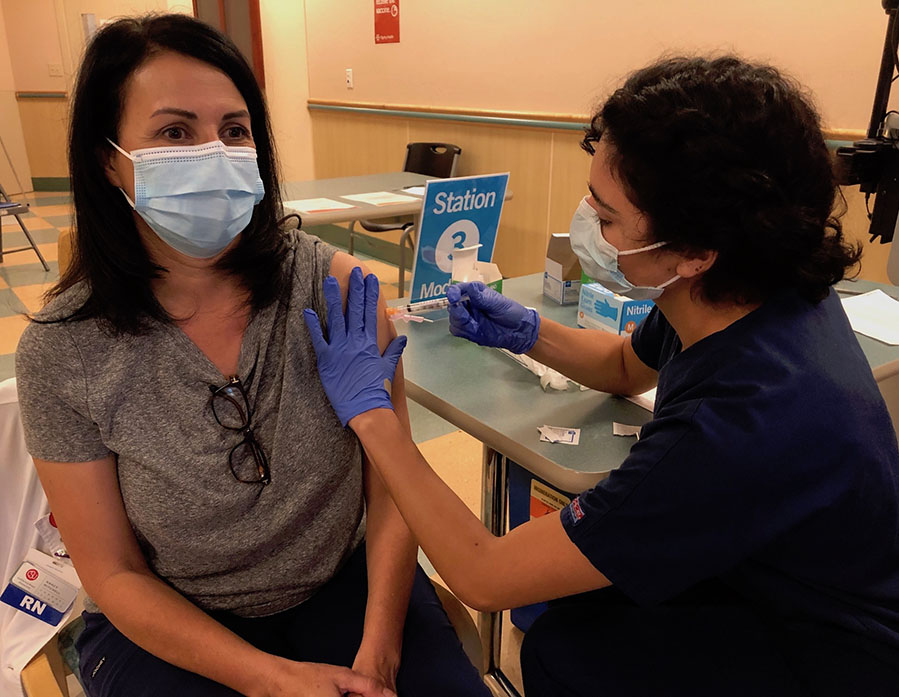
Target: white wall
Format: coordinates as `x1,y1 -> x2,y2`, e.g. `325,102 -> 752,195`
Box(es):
260,0 -> 315,181
56,0 -> 169,87
305,0 -> 888,130
3,0 -> 66,93
0,2 -> 32,195
2,0 -> 314,184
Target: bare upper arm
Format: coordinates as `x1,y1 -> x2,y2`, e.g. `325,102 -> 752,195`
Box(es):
621,335 -> 658,396
328,252 -> 396,353
475,511 -> 610,611
328,251 -> 410,429
33,455 -> 152,598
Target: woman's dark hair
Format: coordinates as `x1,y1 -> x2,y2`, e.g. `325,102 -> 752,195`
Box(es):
583,55 -> 861,305
46,13 -> 287,333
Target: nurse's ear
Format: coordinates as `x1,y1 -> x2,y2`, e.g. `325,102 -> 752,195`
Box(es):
676,249 -> 717,279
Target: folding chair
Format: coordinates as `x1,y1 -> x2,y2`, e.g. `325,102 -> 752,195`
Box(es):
0,183 -> 50,272
349,143 -> 461,290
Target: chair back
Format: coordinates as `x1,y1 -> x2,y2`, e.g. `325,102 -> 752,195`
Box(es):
403,143 -> 462,178
57,229 -> 75,280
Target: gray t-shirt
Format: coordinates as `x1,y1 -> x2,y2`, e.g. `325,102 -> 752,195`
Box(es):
15,230 -> 365,617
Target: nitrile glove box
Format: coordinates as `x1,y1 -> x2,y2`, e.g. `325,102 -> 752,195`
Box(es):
577,282 -> 654,336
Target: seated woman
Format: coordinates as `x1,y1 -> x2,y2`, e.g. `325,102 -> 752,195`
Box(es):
15,14 -> 487,697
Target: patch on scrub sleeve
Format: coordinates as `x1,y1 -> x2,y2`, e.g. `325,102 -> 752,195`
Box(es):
567,496 -> 586,525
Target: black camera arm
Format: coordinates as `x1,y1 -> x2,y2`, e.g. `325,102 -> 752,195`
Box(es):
835,1 -> 899,255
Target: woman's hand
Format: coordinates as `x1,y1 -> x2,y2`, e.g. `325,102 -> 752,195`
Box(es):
348,641 -> 400,697
304,268 -> 407,426
255,656 -> 394,697
447,282 -> 540,354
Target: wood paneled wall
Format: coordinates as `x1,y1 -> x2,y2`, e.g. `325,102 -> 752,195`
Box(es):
16,95 -> 69,179
310,108 -> 892,283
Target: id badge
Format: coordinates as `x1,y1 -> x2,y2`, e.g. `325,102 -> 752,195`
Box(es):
1,549 -> 81,626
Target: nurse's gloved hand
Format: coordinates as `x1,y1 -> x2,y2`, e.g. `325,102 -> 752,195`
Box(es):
304,268 -> 407,427
447,282 -> 540,354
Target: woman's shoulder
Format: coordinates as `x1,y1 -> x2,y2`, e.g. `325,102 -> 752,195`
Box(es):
284,228 -> 337,263
19,282 -> 126,367
282,228 -> 340,290
16,289 -> 94,407
20,283 -> 92,348
34,282 -> 90,319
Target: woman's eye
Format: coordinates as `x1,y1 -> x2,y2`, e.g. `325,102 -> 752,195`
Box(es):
225,126 -> 249,139
588,208 -> 611,227
589,207 -> 612,227
163,127 -> 186,140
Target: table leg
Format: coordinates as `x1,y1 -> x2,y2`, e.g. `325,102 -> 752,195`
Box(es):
348,220 -> 357,256
479,446 -> 521,697
399,224 -> 413,293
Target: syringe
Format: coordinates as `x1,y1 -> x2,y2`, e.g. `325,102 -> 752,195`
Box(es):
386,294 -> 469,320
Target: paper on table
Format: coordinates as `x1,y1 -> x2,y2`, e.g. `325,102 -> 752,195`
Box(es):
538,425 -> 580,445
341,191 -> 420,206
497,348 -> 573,391
402,186 -> 426,196
284,198 -> 356,213
625,387 -> 656,412
613,422 -> 641,439
841,290 -> 899,345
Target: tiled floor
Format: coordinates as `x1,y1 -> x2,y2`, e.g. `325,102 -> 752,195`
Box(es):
0,191 -> 68,377
2,196 -> 524,694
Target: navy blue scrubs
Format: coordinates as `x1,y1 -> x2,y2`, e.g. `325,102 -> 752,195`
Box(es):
75,544 -> 489,697
522,289 -> 899,696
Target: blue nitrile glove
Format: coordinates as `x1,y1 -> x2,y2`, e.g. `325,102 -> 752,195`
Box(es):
446,282 -> 540,354
303,267 -> 407,427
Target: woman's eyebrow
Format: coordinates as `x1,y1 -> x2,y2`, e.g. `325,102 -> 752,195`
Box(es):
150,107 -> 197,119
587,181 -> 619,216
148,108 -> 249,121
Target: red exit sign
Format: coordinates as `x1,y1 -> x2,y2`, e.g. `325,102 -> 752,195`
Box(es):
374,0 -> 399,44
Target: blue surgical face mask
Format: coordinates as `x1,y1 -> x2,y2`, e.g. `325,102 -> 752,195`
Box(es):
569,196 -> 679,300
108,139 -> 265,258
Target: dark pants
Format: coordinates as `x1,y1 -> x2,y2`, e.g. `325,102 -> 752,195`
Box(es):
75,545 -> 488,697
520,584 -> 899,697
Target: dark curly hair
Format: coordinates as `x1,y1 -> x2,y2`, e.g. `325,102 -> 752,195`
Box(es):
582,55 -> 861,305
44,13 -> 287,333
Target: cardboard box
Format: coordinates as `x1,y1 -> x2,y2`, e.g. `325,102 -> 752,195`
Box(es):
577,282 -> 654,336
543,234 -> 582,305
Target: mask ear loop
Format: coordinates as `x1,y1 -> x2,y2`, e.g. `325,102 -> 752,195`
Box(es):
618,240 -> 680,290
582,195 -> 667,258
603,230 -> 679,290
105,138 -> 138,209
106,138 -> 136,162
618,239 -> 668,256
656,273 -> 681,290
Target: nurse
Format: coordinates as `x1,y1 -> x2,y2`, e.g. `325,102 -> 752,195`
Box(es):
305,56 -> 899,696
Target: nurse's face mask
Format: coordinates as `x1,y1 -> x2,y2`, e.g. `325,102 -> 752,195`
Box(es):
107,138 -> 265,259
569,196 -> 680,301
